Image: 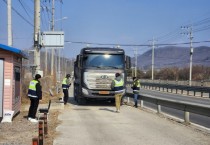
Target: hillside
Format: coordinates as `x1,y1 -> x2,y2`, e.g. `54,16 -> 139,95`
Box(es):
136,46 -> 210,70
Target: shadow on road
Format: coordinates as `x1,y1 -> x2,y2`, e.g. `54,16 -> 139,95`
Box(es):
67,96 -> 115,107
99,108 -> 116,113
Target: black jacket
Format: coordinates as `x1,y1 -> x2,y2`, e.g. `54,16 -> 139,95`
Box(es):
36,81 -> 42,100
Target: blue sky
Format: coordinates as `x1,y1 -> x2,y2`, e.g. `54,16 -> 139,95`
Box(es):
0,0 -> 210,58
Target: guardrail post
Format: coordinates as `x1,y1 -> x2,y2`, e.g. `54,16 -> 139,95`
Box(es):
184,111 -> 190,124
159,79 -> 161,91
157,104 -> 161,114
127,96 -> 130,103
140,99 -> 143,108
201,80 -> 204,97
201,80 -> 204,87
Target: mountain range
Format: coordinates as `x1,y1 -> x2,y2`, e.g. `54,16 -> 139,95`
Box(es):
135,46 -> 210,70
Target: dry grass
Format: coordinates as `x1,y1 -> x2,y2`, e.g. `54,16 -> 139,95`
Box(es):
0,110 -> 60,145
0,76 -> 62,145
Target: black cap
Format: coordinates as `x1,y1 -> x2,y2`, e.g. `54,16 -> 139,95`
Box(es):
66,74 -> 71,78
115,73 -> 120,77
35,74 -> 41,80
133,77 -> 137,80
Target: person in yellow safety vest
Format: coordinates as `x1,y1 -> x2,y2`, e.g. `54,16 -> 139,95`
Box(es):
62,74 -> 71,105
111,73 -> 124,113
132,77 -> 141,108
27,74 -> 42,123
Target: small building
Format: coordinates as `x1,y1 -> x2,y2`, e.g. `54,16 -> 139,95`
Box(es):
0,43 -> 27,122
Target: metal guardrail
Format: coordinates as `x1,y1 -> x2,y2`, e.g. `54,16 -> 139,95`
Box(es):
127,81 -> 210,98
125,91 -> 210,124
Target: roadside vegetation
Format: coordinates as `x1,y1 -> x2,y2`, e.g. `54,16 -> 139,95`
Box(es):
128,65 -> 210,81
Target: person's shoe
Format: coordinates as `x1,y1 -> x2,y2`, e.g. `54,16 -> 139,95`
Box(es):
28,117 -> 32,121
64,102 -> 67,105
30,118 -> 38,123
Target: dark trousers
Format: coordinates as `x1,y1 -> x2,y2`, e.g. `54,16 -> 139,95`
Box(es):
28,98 -> 39,119
63,89 -> 69,103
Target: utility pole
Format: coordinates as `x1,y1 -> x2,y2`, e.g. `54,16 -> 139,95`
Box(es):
133,48 -> 138,77
189,27 -> 193,86
181,26 -> 193,86
149,37 -> 156,80
7,0 -> 12,46
58,49 -> 61,82
51,0 -> 55,76
45,48 -> 48,75
34,0 -> 41,72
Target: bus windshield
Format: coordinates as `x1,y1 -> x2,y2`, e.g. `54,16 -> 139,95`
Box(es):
83,54 -> 124,69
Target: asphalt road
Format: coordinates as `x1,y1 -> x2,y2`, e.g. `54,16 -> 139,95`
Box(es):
127,88 -> 210,128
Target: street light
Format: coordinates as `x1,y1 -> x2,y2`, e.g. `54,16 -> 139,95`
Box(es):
55,17 -> 68,22
49,17 -> 68,31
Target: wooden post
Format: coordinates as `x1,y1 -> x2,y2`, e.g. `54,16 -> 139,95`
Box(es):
38,121 -> 44,145
32,137 -> 38,145
44,113 -> 48,136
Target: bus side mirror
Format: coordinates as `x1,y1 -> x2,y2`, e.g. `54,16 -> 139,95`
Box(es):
78,55 -> 83,68
126,56 -> 131,69
77,55 -> 83,68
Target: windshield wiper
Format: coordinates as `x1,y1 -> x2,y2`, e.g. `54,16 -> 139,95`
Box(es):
87,65 -> 120,69
88,65 -> 102,68
104,66 -> 120,69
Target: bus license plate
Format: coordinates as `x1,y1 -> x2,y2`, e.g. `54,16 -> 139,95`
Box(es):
99,91 -> 110,94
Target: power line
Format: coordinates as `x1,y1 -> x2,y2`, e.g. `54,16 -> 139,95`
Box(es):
156,28 -> 181,42
2,0 -> 34,27
65,40 -> 210,47
21,0 -> 33,13
18,0 -> 32,20
194,25 -> 210,32
192,17 -> 210,27
154,15 -> 210,45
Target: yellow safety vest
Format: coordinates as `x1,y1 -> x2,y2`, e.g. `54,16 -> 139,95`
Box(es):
113,79 -> 124,93
133,79 -> 141,94
62,78 -> 69,89
28,80 -> 38,98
